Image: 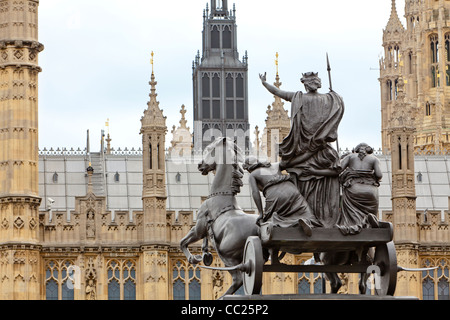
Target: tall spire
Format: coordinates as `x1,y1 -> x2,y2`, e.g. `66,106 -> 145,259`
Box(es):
141,52 -> 166,131
384,0 -> 405,34
274,52 -> 281,88
150,51 -> 155,75
139,53 -> 169,300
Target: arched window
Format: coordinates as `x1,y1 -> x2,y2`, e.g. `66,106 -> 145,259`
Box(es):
226,74 -> 234,98
430,35 -> 440,87
394,79 -> 399,100
223,25 -> 232,49
157,143 -> 160,169
422,258 -> 450,300
426,102 -> 432,116
446,34 -> 450,85
387,80 -> 393,101
45,260 -> 76,300
114,172 -> 120,182
52,172 -> 58,183
202,74 -> 210,98
409,52 -> 413,75
296,258 -> 324,295
107,260 -> 137,300
211,25 -> 220,49
172,260 -> 202,300
212,74 -> 220,98
149,143 -> 152,169
236,74 -> 244,98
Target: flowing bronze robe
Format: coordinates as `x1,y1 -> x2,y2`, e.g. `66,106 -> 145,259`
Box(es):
262,175 -> 321,229
279,91 -> 345,228
336,169 -> 380,235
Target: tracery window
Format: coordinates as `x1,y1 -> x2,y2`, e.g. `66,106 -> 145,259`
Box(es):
430,35 -> 440,87
445,35 -> 450,85
223,25 -> 232,49
225,73 -> 245,120
387,80 -> 393,101
172,260 -> 202,300
45,260 -> 76,300
202,73 -> 221,120
107,260 -> 137,300
426,102 -> 432,116
422,258 -> 450,300
296,259 -> 324,295
211,26 -> 220,49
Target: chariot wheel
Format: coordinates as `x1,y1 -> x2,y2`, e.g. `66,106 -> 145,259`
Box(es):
242,236 -> 264,295
373,241 -> 398,296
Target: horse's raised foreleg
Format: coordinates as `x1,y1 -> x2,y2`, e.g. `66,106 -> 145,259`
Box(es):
180,206 -> 209,265
180,227 -> 205,265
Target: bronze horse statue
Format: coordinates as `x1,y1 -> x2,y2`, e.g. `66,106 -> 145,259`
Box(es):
180,137 -> 259,297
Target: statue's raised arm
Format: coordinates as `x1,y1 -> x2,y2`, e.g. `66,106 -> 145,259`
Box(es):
259,72 -> 295,102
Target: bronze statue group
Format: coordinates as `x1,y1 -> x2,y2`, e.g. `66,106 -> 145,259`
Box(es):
249,71 -> 382,236
180,71 -> 384,297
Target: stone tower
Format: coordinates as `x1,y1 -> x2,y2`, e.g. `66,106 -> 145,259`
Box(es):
380,0 -> 450,154
387,76 -> 421,297
192,0 -> 250,153
0,0 -> 44,300
140,56 -> 168,299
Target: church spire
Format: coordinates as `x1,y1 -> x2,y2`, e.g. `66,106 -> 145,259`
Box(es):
384,0 -> 405,35
141,52 -> 166,130
274,52 -> 281,88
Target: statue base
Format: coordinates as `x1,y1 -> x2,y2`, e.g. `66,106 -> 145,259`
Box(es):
222,294 -> 418,300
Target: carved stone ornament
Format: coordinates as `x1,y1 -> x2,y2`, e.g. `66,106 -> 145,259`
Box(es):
85,257 -> 97,300
13,217 -> 24,229
1,218 -> 9,229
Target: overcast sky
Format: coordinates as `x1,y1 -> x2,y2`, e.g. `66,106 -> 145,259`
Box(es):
38,0 -> 405,152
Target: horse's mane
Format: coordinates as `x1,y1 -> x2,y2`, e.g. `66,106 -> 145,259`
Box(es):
204,137 -> 245,195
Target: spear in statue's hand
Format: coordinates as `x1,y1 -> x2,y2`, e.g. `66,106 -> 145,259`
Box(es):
327,53 -> 333,92
327,53 -> 340,157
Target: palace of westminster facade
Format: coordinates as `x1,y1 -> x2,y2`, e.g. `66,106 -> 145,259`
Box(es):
0,0 -> 449,300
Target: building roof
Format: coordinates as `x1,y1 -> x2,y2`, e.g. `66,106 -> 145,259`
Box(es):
39,151 -> 450,217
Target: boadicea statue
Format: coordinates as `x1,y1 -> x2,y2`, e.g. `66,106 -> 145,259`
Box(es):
181,60 -> 437,299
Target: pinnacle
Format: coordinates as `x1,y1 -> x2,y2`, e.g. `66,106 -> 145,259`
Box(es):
385,0 -> 405,34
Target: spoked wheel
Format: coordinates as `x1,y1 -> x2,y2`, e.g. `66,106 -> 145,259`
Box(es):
373,241 -> 398,296
242,236 -> 264,295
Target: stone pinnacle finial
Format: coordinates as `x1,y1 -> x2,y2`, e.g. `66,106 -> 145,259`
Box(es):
385,0 -> 405,33
151,51 -> 154,75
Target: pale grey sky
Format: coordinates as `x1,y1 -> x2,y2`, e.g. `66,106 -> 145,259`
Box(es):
38,0 -> 404,152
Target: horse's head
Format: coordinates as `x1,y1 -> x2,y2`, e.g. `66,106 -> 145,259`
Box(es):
198,137 -> 244,175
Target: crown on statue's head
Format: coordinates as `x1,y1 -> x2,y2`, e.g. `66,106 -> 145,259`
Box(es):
301,72 -> 319,78
301,72 -> 320,84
